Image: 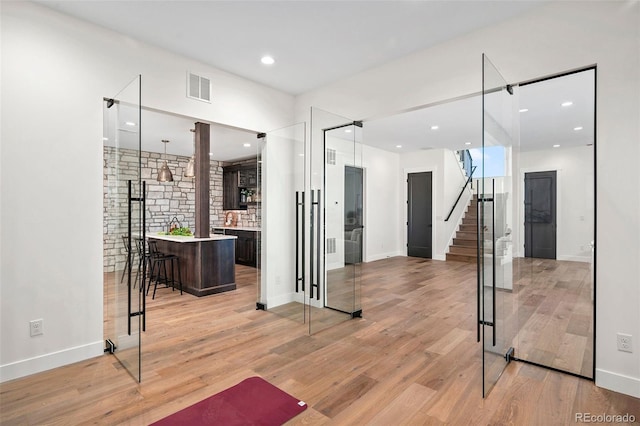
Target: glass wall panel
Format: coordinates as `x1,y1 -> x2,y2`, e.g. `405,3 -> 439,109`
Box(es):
103,75 -> 143,382
257,123 -> 307,323
515,69 -> 595,378
481,55 -> 518,397
309,108 -> 363,335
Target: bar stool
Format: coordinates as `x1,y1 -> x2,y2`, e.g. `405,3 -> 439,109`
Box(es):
146,240 -> 183,299
120,235 -> 134,284
134,238 -> 150,291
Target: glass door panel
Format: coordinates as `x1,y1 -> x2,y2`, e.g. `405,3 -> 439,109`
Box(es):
309,108 -> 363,335
481,55 -> 518,397
103,75 -> 143,382
516,69 -> 596,378
257,123 -> 307,323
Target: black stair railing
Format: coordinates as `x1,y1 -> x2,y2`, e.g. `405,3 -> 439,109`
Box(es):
445,149 -> 476,222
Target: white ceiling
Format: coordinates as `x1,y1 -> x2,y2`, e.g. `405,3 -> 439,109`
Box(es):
365,69 -> 595,154
107,54 -> 594,161
36,0 -> 545,95
66,1 -> 592,160
105,107 -> 259,161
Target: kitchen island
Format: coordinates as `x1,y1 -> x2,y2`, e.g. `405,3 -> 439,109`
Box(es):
148,234 -> 237,297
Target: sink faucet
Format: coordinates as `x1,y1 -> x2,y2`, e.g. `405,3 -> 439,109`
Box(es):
168,216 -> 182,233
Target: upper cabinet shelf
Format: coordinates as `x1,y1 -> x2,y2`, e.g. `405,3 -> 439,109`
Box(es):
223,162 -> 259,210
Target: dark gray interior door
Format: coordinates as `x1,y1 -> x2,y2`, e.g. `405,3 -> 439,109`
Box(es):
524,170 -> 557,259
407,172 -> 432,258
344,166 -> 363,264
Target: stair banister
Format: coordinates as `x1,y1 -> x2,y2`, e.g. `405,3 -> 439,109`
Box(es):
445,165 -> 477,222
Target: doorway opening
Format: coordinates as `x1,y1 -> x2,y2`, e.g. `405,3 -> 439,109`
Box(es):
102,92 -> 262,383
359,59 -> 596,397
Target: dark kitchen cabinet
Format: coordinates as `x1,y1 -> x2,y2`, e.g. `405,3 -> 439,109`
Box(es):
225,229 -> 257,267
223,162 -> 259,211
223,169 -> 240,210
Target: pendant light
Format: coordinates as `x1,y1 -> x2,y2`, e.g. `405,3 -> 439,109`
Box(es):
184,128 -> 196,178
157,139 -> 174,182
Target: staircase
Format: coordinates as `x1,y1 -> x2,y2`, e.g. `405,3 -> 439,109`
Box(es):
446,195 -> 478,263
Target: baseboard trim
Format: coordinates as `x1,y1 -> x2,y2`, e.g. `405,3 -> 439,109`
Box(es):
0,341 -> 104,383
596,368 -> 640,398
365,251 -> 404,262
267,293 -> 298,309
557,255 -> 591,263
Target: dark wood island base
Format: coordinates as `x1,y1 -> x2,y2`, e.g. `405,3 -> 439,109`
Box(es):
149,234 -> 237,297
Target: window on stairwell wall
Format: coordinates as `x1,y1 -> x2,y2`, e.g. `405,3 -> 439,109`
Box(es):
469,145 -> 505,178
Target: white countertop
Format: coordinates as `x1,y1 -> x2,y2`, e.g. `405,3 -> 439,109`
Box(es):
214,226 -> 261,232
148,234 -> 237,243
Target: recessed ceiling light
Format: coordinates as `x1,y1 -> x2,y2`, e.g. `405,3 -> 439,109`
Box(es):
553,144 -> 561,148
243,143 -> 251,147
261,56 -> 275,65
465,142 -> 472,145
209,152 -> 213,156
431,125 -> 439,130
561,101 -> 573,107
574,126 -> 583,131
345,129 -> 352,133
519,108 -> 529,113
102,137 -> 108,141
125,121 -> 136,126
396,145 -> 402,148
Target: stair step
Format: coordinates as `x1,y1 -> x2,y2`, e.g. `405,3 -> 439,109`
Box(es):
449,245 -> 477,256
446,253 -> 477,263
453,238 -> 477,247
456,231 -> 477,240
446,195 -> 480,264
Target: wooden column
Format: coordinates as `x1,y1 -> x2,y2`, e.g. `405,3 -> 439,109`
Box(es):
194,122 -> 210,238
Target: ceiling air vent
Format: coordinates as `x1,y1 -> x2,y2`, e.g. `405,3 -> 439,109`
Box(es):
326,148 -> 336,165
187,72 -> 211,103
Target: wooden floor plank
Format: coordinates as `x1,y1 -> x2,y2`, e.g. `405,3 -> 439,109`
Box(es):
368,382 -> 437,425
0,258 -> 635,425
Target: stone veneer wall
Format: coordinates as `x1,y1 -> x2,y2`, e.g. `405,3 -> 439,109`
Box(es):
103,146 -> 261,272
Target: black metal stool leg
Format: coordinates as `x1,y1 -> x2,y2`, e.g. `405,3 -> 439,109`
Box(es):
152,261 -> 159,299
170,258 -> 175,291
176,258 -> 182,295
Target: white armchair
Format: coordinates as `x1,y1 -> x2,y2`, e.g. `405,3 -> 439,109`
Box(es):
344,228 -> 363,264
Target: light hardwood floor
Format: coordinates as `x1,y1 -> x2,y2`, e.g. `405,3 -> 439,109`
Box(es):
1,257 -> 638,425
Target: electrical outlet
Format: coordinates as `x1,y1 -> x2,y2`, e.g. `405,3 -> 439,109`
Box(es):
617,333 -> 632,353
30,319 -> 44,337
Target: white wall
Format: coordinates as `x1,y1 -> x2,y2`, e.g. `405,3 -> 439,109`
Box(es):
295,1 -> 640,397
0,2 -> 294,382
261,128 -> 304,308
517,146 -> 595,261
324,135 -> 348,270
362,145 -> 402,262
